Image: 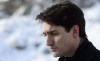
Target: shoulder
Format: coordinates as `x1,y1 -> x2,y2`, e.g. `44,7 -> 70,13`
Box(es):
92,49 -> 100,61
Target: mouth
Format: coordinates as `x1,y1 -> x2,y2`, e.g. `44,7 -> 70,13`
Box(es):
50,47 -> 58,52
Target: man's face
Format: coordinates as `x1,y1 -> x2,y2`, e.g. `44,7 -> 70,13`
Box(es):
43,22 -> 78,57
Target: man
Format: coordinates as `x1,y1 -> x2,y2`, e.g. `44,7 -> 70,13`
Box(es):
36,1 -> 100,61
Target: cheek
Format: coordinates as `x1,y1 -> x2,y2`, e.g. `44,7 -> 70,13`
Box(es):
54,35 -> 66,47
55,36 -> 68,52
54,35 -> 62,43
55,34 -> 73,47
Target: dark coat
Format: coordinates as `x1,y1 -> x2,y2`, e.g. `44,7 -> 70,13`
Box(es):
58,37 -> 100,61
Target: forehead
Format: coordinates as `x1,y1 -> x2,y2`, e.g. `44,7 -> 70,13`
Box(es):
43,22 -> 65,32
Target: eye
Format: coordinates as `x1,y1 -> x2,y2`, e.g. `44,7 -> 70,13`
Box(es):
51,32 -> 59,36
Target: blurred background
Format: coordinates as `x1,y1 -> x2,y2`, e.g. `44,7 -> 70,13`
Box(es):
0,0 -> 100,61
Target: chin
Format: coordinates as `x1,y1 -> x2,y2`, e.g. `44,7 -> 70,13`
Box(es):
52,52 -> 61,57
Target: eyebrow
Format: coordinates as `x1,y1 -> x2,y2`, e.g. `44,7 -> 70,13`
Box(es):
43,30 -> 58,35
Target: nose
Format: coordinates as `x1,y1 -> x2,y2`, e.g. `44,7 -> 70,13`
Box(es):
46,35 -> 54,46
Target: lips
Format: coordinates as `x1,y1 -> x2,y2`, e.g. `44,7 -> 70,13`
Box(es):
50,47 -> 57,51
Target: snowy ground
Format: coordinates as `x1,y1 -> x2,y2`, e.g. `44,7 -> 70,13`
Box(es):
0,2 -> 100,61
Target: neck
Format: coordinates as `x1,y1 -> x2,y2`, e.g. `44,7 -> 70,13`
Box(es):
66,37 -> 81,57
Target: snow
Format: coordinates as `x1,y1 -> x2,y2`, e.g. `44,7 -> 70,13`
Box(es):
0,1 -> 100,61
83,2 -> 100,50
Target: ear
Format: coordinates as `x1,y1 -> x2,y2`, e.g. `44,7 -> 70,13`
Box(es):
72,25 -> 79,38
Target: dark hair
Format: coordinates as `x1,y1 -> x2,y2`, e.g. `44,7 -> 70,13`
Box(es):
36,1 -> 87,37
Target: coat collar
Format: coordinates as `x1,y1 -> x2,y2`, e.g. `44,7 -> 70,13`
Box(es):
58,37 -> 96,61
